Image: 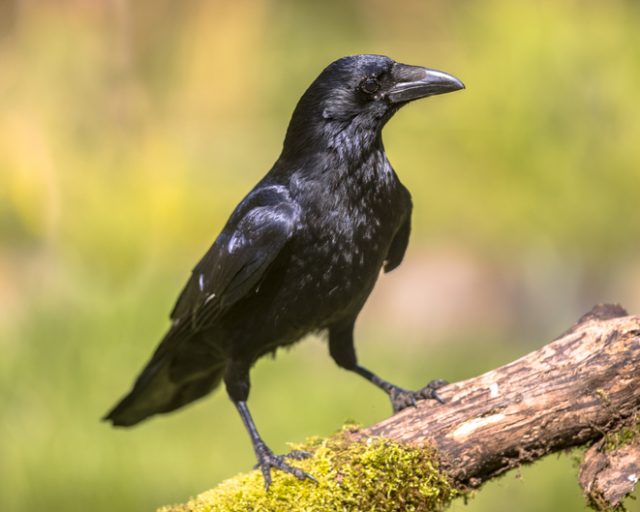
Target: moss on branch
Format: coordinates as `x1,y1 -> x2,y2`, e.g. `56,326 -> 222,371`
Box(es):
159,427 -> 461,512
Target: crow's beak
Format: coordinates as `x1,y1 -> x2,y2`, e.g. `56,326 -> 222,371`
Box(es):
387,64 -> 465,104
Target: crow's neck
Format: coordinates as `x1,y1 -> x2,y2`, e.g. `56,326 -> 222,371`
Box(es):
281,115 -> 387,170
275,120 -> 396,203
324,117 -> 384,165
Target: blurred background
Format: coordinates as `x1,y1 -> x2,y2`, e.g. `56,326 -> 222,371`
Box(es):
1,0 -> 639,510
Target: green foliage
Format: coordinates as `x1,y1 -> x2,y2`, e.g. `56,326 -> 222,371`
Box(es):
160,429 -> 460,512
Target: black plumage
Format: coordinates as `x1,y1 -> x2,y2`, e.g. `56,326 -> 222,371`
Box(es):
105,54 -> 464,487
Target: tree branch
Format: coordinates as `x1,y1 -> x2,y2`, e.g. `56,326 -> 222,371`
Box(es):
161,304 -> 640,512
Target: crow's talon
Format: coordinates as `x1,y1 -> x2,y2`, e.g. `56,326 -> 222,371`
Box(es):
389,379 -> 448,413
417,378 -> 449,402
285,449 -> 313,461
426,378 -> 449,389
389,387 -> 418,413
432,389 -> 446,404
255,444 -> 316,491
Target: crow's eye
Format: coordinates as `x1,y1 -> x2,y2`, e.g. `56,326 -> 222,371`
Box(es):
360,77 -> 380,95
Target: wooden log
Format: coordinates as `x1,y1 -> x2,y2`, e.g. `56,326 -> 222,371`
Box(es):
368,303 -> 640,506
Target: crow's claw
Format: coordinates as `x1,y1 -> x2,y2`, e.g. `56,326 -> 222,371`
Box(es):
418,379 -> 448,403
389,387 -> 417,412
254,443 -> 317,491
389,378 -> 448,413
284,449 -> 313,461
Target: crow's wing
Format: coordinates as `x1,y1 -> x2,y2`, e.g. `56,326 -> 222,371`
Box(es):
170,189 -> 300,331
383,210 -> 411,273
104,189 -> 301,425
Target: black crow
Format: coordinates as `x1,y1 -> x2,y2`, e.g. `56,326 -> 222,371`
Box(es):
105,54 -> 464,488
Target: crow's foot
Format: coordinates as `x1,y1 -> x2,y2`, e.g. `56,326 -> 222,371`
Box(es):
284,449 -> 313,461
389,378 -> 448,413
254,442 -> 316,490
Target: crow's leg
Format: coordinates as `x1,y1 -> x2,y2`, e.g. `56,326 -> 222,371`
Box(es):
349,366 -> 447,412
224,361 -> 315,490
329,322 -> 447,413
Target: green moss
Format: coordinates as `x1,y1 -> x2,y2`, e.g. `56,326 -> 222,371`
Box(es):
159,428 -> 461,512
603,416 -> 640,452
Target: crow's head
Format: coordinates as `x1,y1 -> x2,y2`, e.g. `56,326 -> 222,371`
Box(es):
282,54 -> 464,160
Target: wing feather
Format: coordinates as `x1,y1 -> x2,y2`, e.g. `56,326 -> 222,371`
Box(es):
170,190 -> 300,331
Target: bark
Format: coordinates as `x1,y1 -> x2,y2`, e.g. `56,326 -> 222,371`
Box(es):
367,304 -> 640,509
580,436 -> 640,510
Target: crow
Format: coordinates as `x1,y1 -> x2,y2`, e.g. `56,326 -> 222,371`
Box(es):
104,54 -> 464,488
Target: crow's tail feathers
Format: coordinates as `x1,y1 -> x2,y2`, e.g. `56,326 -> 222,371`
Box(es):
103,330 -> 225,427
103,363 -> 224,427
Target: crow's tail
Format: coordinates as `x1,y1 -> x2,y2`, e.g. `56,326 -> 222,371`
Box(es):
103,329 -> 225,427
